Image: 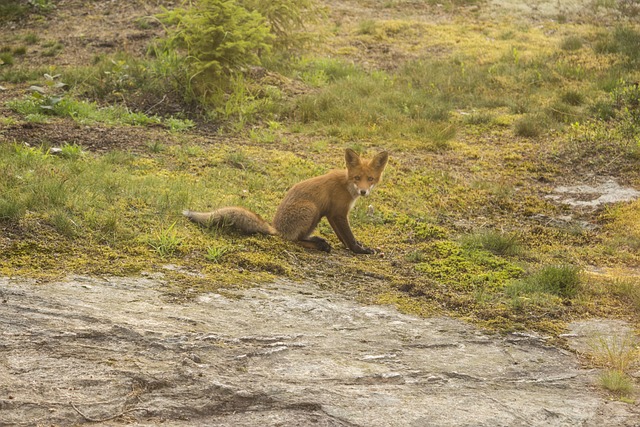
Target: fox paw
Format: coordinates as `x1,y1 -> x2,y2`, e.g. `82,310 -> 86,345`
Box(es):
352,244 -> 375,255
310,236 -> 332,253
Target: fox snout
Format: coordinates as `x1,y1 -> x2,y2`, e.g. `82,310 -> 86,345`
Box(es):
358,187 -> 372,196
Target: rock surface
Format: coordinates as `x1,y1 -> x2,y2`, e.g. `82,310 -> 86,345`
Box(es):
0,276 -> 638,426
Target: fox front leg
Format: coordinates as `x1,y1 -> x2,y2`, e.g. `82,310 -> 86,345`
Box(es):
327,215 -> 374,254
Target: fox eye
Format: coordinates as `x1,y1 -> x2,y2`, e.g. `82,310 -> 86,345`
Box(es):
354,176 -> 361,181
367,176 -> 374,182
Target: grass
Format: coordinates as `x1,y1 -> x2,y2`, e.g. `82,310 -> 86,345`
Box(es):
7,95 -> 193,130
589,334 -> 639,400
0,51 -> 14,66
514,115 -> 544,137
508,265 -> 582,299
462,230 -> 523,256
0,1 -> 30,23
560,35 -> 583,51
206,245 -> 231,263
149,222 -> 182,257
600,370 -> 634,400
0,0 -> 639,339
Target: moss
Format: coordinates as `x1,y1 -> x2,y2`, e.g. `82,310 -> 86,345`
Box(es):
413,240 -> 524,291
234,251 -> 292,276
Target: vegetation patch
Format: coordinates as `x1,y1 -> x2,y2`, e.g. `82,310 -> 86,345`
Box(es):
0,0 -> 639,349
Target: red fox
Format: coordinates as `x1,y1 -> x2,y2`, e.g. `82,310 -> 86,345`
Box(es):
183,148 -> 389,254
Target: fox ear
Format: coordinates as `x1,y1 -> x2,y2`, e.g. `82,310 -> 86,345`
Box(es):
371,151 -> 389,171
345,148 -> 361,168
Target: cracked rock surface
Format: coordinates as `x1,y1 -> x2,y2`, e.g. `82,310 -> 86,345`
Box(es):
0,276 -> 637,426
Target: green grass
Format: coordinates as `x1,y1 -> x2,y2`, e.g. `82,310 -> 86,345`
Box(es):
1,0 -> 640,338
41,41 -> 63,57
205,245 -> 231,263
0,52 -> 14,66
599,370 -> 635,400
589,334 -> 639,400
513,115 -> 544,137
507,265 -> 582,299
0,1 -> 30,23
149,222 -> 182,257
462,230 -> 523,256
7,95 -> 193,130
560,35 -> 583,51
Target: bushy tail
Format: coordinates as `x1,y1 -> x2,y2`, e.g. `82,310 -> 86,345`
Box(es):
182,207 -> 277,235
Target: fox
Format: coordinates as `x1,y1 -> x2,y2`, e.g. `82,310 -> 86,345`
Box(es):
183,148 -> 389,254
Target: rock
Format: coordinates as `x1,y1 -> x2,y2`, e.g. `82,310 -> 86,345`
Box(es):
0,276 -> 638,426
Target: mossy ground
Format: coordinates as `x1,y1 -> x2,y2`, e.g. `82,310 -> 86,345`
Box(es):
0,0 -> 639,343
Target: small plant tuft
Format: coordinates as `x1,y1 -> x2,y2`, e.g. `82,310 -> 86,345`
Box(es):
0,52 -> 14,66
561,90 -> 585,106
599,370 -> 634,399
59,143 -> 84,160
560,36 -> 583,51
464,230 -> 523,256
149,222 -> 182,257
514,114 -> 544,137
205,245 -> 231,263
507,264 -> 582,299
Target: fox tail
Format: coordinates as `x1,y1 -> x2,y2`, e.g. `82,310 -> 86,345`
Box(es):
183,207 -> 277,235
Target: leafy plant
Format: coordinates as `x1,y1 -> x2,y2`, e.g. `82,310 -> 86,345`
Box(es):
28,73 -> 68,113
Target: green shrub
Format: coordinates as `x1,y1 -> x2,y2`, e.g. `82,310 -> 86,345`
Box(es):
159,0 -> 273,81
239,0 -> 322,49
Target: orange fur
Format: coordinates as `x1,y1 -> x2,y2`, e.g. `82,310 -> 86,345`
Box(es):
184,149 -> 389,254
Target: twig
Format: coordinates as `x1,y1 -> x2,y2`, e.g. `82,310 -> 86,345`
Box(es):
144,94 -> 167,115
70,402 -> 147,423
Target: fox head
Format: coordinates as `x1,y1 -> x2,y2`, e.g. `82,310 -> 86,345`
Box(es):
345,148 -> 389,197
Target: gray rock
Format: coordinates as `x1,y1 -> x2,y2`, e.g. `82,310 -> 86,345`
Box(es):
0,276 -> 637,426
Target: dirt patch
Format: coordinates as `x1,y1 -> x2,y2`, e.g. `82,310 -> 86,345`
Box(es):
1,275 -> 638,426
4,0 -> 167,68
0,120 -> 174,153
